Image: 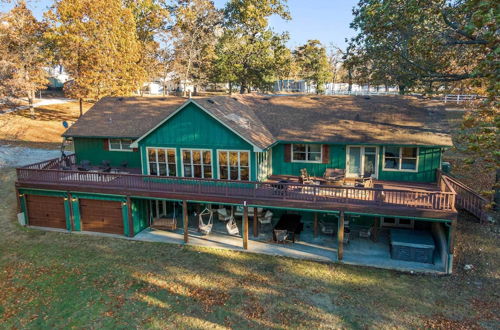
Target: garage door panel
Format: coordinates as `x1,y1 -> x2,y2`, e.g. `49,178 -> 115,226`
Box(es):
79,199 -> 124,235
27,195 -> 67,229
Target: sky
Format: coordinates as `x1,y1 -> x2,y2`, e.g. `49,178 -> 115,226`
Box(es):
1,0 -> 359,50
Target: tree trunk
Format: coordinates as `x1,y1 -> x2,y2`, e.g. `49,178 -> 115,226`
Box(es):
228,82 -> 232,95
495,168 -> 500,212
28,90 -> 35,119
348,68 -> 352,92
384,84 -> 388,92
399,85 -> 406,95
240,83 -> 247,94
79,98 -> 83,117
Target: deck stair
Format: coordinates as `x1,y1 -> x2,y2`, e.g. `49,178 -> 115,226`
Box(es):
437,170 -> 491,223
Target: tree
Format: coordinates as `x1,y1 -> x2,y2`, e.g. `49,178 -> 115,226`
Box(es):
214,0 -> 292,93
293,40 -> 332,94
46,0 -> 144,116
124,0 -> 170,93
0,1 -> 48,118
170,0 -> 222,96
347,0 -> 499,94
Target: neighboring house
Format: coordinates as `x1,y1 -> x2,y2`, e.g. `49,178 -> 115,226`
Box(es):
45,65 -> 70,89
16,95 -> 468,274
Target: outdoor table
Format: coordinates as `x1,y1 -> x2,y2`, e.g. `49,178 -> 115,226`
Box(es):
273,214 -> 303,243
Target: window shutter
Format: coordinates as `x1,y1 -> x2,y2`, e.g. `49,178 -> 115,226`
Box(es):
103,139 -> 109,151
284,144 -> 291,162
322,145 -> 329,164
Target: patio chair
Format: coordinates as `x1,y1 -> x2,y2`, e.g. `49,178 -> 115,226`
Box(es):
120,160 -> 128,169
77,160 -> 91,171
299,168 -> 314,184
99,160 -> 111,172
259,210 -> 273,225
216,208 -> 232,222
234,206 -> 263,218
273,229 -> 288,244
323,168 -> 345,184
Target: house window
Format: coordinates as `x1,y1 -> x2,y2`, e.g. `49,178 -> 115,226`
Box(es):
292,144 -> 322,162
218,150 -> 250,180
383,147 -> 418,171
147,148 -> 177,176
182,149 -> 212,178
109,138 -> 133,151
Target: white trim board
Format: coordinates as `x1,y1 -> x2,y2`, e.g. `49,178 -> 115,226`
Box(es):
130,99 -> 263,152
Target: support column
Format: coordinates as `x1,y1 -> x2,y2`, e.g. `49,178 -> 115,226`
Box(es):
126,196 -> 134,237
243,206 -> 249,249
337,211 -> 345,261
253,208 -> 259,237
449,215 -> 457,254
372,217 -> 380,242
183,200 -> 188,243
314,212 -> 318,238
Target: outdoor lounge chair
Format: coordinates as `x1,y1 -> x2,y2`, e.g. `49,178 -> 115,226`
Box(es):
77,160 -> 91,171
99,160 -> 111,172
323,168 -> 345,184
299,168 -> 315,184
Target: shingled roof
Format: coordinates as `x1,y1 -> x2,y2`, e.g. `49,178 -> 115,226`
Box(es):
63,94 -> 453,148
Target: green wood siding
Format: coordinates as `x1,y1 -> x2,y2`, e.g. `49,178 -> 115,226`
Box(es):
74,137 -> 141,168
378,147 -> 442,182
271,143 -> 442,183
139,103 -> 256,180
271,144 -> 346,178
131,198 -> 149,234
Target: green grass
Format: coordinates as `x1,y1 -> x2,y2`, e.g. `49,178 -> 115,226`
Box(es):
0,168 -> 499,329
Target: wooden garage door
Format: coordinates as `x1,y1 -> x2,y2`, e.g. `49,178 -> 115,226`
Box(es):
79,199 -> 124,235
26,195 -> 67,229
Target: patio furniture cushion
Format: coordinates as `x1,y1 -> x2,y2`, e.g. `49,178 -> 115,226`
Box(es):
273,229 -> 288,243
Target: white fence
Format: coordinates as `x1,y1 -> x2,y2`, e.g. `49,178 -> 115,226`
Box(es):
443,94 -> 485,104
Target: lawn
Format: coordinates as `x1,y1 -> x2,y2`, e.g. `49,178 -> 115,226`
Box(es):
0,168 -> 499,328
0,100 -> 92,149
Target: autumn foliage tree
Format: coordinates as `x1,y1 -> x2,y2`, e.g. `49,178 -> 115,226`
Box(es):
293,40 -> 332,94
46,0 -> 145,116
0,1 -> 48,118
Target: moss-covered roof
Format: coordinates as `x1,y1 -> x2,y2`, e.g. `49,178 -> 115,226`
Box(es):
63,94 -> 453,148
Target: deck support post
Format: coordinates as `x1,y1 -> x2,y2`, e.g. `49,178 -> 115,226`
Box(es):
337,211 -> 345,261
126,196 -> 134,237
183,200 -> 188,243
253,208 -> 258,237
243,205 -> 249,249
372,217 -> 380,242
314,212 -> 318,238
449,215 -> 457,254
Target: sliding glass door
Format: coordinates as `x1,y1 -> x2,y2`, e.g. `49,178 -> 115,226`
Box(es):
346,146 -> 378,178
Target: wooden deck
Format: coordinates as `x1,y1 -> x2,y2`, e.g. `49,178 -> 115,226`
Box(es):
15,156 -> 459,221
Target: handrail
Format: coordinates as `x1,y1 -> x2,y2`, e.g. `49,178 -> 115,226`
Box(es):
16,166 -> 457,212
437,169 -> 489,222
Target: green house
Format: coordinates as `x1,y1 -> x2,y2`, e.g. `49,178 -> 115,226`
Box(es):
16,95 -> 460,274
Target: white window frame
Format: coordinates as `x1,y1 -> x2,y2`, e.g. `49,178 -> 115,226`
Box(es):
108,138 -> 134,152
180,148 -> 213,179
217,150 -> 251,181
291,144 -> 323,163
346,145 -> 379,179
380,217 -> 415,229
146,147 -> 177,176
382,146 -> 419,172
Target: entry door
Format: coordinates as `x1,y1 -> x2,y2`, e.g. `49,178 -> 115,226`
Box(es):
346,146 -> 378,178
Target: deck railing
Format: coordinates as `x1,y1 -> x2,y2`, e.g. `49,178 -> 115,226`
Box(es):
437,170 -> 489,222
17,161 -> 457,212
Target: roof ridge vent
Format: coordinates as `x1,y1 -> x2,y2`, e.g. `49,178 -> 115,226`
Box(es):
207,99 -> 216,104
